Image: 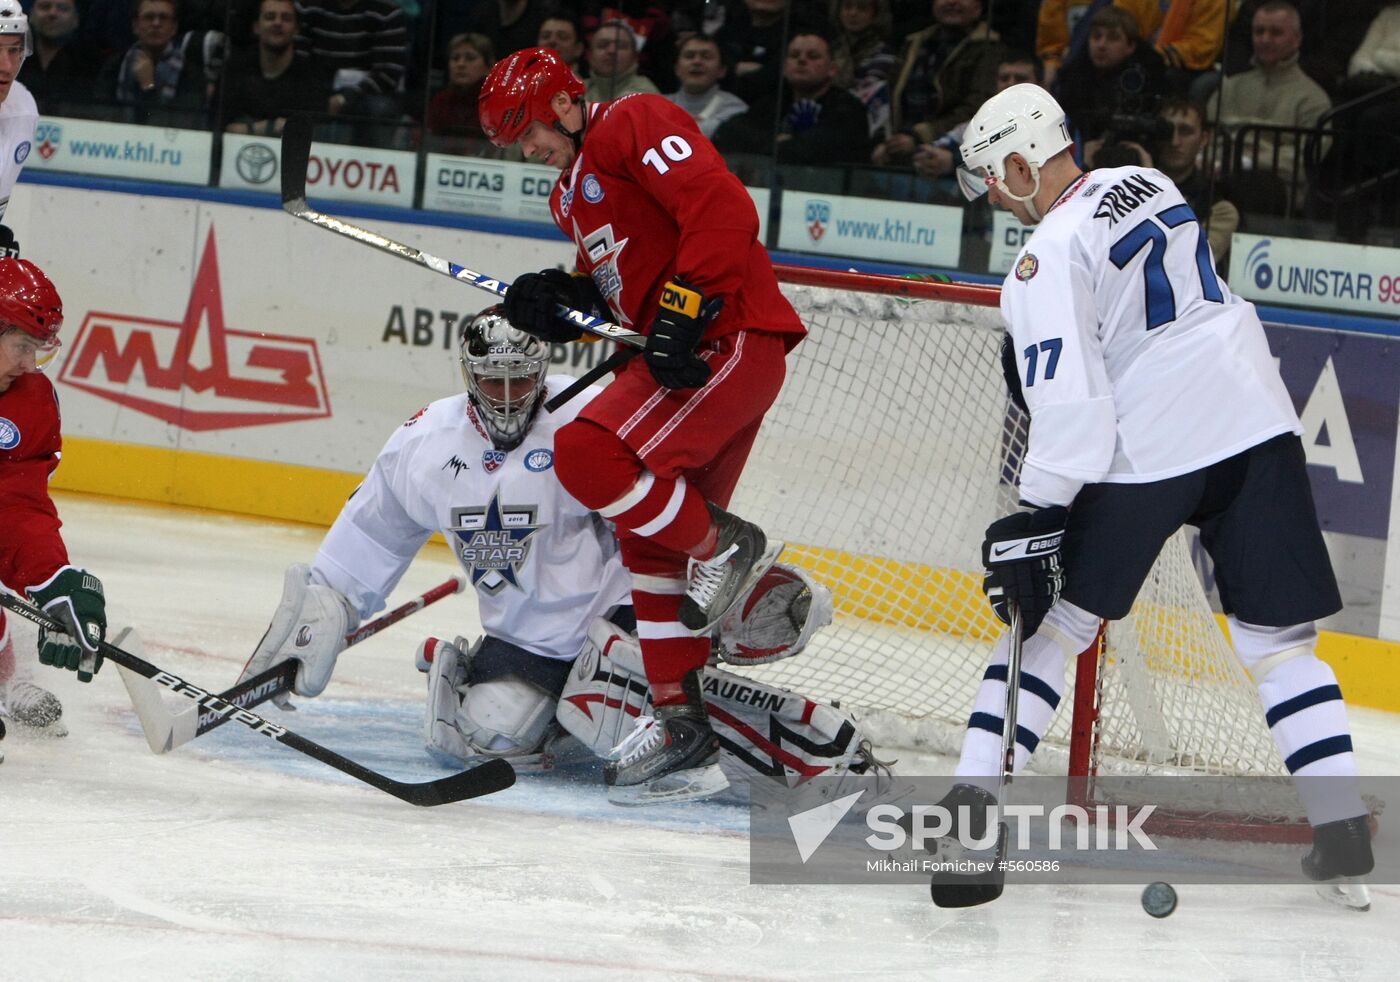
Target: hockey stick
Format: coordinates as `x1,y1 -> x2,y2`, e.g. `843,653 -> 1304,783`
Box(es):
0,593 -> 513,806
930,602 -> 1020,907
278,116 -> 645,350
122,575 -> 467,754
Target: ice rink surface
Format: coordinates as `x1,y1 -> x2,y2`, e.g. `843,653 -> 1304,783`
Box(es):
2,493 -> 1398,981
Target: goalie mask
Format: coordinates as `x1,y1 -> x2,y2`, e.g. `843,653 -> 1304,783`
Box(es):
459,306 -> 549,452
957,84 -> 1072,222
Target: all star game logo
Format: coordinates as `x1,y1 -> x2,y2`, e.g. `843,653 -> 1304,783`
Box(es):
1015,253 -> 1039,281
449,492 -> 546,595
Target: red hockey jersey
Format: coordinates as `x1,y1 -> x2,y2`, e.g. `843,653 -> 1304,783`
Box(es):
549,94 -> 805,346
0,371 -> 68,594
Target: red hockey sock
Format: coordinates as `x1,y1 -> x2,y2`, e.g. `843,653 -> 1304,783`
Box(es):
555,418 -> 713,554
630,583 -> 710,706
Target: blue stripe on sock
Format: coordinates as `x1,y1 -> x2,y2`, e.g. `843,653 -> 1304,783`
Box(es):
1285,734 -> 1354,772
967,711 -> 1040,754
1265,684 -> 1343,728
983,664 -> 1061,709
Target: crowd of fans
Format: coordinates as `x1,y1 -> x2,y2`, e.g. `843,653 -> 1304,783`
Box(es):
15,1 -> 1400,237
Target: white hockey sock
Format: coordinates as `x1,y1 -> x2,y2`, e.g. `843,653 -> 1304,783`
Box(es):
1256,654 -> 1364,825
954,630 -> 1068,785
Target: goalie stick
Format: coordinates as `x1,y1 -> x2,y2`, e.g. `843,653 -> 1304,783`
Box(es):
121,575 -> 467,755
278,115 -> 645,350
0,592 -> 513,806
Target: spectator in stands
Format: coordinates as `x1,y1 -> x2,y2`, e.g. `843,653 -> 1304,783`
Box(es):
712,28 -> 873,166
16,0 -> 101,114
1207,0 -> 1330,207
583,19 -> 660,101
425,33 -> 494,152
538,12 -> 587,76
873,0 -> 1005,167
1040,1 -> 1228,93
1323,0 -> 1400,239
911,49 -> 1040,179
100,0 -> 224,125
582,3 -> 676,90
1347,0 -> 1400,91
1222,0 -> 1381,96
1154,98 -> 1239,269
457,1 -> 551,59
220,0 -> 322,135
1124,0 -> 1228,85
828,0 -> 898,137
666,33 -> 747,138
296,0 -> 408,135
1055,5 -> 1167,146
716,0 -> 804,105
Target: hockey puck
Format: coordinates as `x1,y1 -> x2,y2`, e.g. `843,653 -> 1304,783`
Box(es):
1141,881 -> 1177,917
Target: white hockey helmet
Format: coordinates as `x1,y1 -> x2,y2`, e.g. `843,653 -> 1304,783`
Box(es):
459,305 -> 550,451
957,84 -> 1071,206
0,3 -> 30,58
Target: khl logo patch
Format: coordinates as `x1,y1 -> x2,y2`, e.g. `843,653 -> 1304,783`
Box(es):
482,450 -> 506,473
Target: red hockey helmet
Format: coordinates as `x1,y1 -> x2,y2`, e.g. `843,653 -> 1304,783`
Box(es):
479,47 -> 584,148
0,258 -> 63,347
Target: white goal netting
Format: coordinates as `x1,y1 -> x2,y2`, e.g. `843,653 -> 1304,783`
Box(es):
728,270 -> 1289,783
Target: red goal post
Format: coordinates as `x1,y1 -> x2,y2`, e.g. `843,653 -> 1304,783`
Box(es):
737,262 -> 1313,842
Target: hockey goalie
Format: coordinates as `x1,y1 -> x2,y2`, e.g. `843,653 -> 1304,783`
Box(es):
240,307 -> 895,805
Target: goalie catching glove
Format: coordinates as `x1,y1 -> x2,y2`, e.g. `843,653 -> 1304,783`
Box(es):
28,566 -> 107,682
501,268 -> 609,344
239,564 -> 359,709
981,505 -> 1068,637
646,277 -> 721,389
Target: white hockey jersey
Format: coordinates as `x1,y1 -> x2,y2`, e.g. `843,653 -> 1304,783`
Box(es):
312,377 -> 633,663
0,81 -> 37,224
1001,166 -> 1301,507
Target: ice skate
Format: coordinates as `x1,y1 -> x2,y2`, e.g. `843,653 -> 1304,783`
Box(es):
679,503 -> 782,633
0,678 -> 66,734
604,672 -> 729,805
1302,815 -> 1374,911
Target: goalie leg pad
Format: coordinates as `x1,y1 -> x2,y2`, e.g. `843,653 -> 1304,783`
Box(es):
702,667 -> 865,786
558,617 -> 869,786
242,564 -> 357,700
422,636 -> 475,761
557,618 -> 652,758
716,563 -> 833,667
424,635 -> 570,761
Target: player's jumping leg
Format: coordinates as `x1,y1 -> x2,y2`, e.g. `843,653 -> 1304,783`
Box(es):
1230,617 -> 1373,909
551,333 -> 788,802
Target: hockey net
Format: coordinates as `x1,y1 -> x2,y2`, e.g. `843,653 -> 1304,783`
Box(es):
729,265 -> 1310,841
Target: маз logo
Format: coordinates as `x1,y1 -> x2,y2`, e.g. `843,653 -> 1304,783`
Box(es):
56,228 -> 332,431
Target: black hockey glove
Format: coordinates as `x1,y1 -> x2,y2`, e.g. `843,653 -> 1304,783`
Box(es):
502,268 -> 607,344
1000,332 -> 1028,414
646,277 -> 722,390
0,224 -> 20,260
28,567 -> 107,682
981,506 -> 1068,638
